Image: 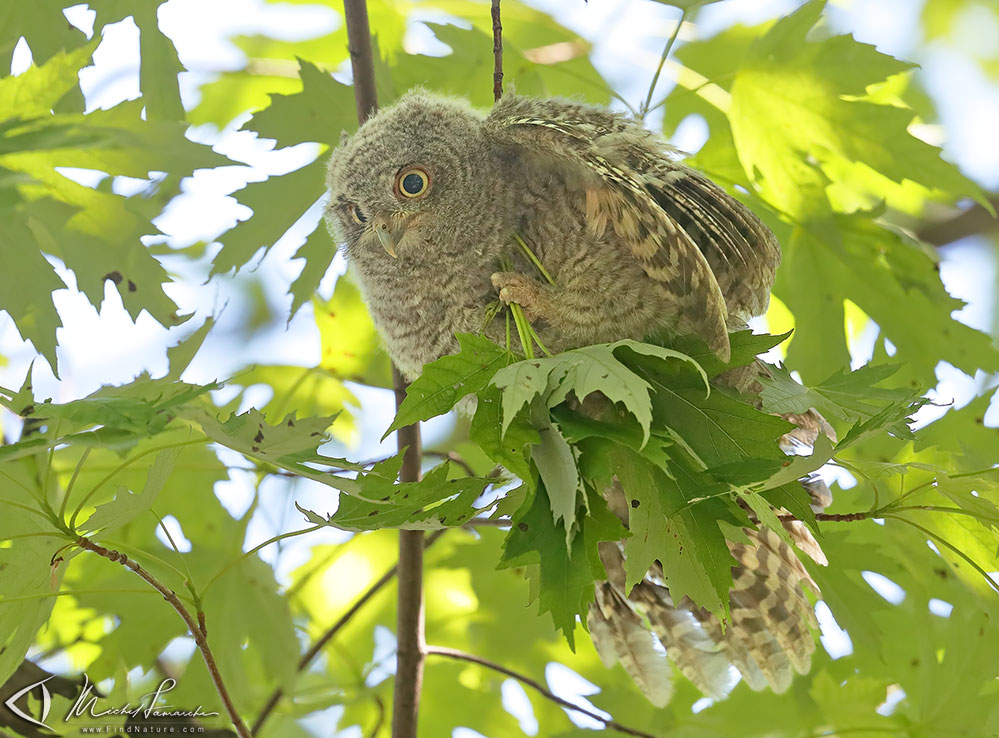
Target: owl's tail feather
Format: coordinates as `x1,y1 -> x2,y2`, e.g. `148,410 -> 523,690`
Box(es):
588,582 -> 675,707
590,524 -> 824,703
588,409 -> 834,704
630,581 -> 736,699
594,540 -> 736,700
726,529 -> 822,682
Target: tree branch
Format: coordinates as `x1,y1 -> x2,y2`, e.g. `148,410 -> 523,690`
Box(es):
424,646 -> 657,738
916,197 -> 999,247
394,523 -> 426,738
491,0 -> 503,102
344,0 -> 378,124
779,511 -> 871,523
76,536 -> 251,738
251,530 -> 446,734
342,2 -> 427,734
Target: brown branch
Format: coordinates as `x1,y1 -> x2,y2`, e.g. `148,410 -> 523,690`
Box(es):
344,0 -> 378,124
366,695 -> 387,738
917,197 -> 999,246
779,511 -> 871,523
393,365 -> 427,737
76,537 -> 251,738
424,646 -> 657,738
466,516 -> 512,527
423,450 -> 475,477
342,1 -> 427,734
394,525 -> 426,738
251,529 -> 447,734
491,0 -> 503,102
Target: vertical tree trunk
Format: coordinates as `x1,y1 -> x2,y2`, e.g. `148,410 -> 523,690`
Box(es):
342,3 -> 426,736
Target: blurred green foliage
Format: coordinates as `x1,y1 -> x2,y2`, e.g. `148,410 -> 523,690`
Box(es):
0,0 -> 997,736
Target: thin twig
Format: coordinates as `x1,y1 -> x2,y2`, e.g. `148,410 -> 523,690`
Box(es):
883,514 -> 999,593
59,447 -> 91,522
424,646 -> 657,738
251,530 -> 446,734
366,695 -> 387,738
202,524 -> 325,597
466,516 -> 512,528
491,0 -> 503,102
76,536 -> 251,738
778,511 -> 871,523
641,8 -> 686,117
425,450 -> 476,477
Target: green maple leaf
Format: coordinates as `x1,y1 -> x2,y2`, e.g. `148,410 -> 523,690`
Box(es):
606,443 -> 743,617
165,318 -> 213,381
211,157 -> 327,276
644,368 -> 794,469
760,361 -> 919,424
836,396 -> 927,448
0,44 -> 94,117
915,392 -> 999,469
181,406 -> 366,494
500,484 -> 626,648
230,364 -> 359,444
289,225 -> 337,317
0,457 -> 72,686
387,333 -> 514,434
468,383 -> 539,483
9,1 -> 185,120
244,58 -> 358,149
0,46 -> 98,369
532,414 -> 583,543
777,216 -> 999,385
667,330 -> 791,379
190,69 -> 301,129
774,226 -> 852,384
5,100 -> 231,179
902,608 -> 999,735
730,0 -> 986,216
491,340 -> 706,446
0,5 -> 88,69
0,215 -> 67,369
79,448 -> 179,534
130,3 -> 186,121
389,21 -> 607,110
1,57 -> 231,362
297,459 -> 496,531
1,371 -> 218,445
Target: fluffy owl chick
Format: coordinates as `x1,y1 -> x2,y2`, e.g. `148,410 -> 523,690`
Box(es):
325,91 -> 818,705
325,90 -> 780,377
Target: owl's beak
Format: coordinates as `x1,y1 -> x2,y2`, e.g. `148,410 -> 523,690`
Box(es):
372,215 -> 398,258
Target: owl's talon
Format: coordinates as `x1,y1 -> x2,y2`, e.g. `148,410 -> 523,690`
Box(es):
491,271 -> 548,321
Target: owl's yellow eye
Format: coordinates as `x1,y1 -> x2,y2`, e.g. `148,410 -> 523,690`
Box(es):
396,167 -> 430,198
349,203 -> 367,224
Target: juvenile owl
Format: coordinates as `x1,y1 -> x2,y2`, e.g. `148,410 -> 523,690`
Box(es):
325,91 -> 824,705
325,90 -> 781,377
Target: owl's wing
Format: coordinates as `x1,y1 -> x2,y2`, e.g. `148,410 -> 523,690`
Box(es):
641,166 -> 780,320
487,96 -> 780,356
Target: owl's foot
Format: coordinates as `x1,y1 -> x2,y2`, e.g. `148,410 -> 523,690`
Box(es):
491,272 -> 550,322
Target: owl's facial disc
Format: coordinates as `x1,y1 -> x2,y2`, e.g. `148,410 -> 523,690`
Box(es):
366,166 -> 434,258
